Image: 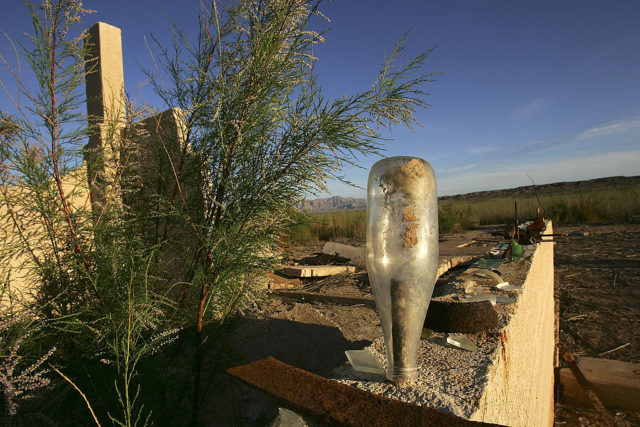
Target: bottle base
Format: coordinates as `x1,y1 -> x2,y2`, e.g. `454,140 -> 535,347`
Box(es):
386,366 -> 418,383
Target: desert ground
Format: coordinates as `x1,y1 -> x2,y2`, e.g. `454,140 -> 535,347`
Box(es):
219,222 -> 640,425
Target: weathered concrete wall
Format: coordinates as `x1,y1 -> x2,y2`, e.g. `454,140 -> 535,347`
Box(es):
1,167 -> 90,306
471,223 -> 555,426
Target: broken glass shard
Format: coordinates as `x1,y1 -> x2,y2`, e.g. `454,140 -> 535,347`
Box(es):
273,407 -> 307,427
421,328 -> 433,340
461,293 -> 516,305
461,293 -> 497,305
463,268 -> 504,293
345,350 -> 384,375
447,334 -> 478,352
496,282 -> 523,291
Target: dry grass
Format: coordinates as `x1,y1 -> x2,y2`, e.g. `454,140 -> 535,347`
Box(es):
287,184 -> 640,244
454,186 -> 640,226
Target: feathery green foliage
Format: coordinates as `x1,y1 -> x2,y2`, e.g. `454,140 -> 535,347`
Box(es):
147,0 -> 435,325
1,0 -> 436,424
145,1 -> 435,421
1,1 -> 177,424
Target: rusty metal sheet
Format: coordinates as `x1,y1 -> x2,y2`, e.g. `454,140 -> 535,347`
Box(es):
227,356 -> 500,426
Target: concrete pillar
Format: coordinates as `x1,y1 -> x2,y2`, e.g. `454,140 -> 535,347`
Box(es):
84,22 -> 126,211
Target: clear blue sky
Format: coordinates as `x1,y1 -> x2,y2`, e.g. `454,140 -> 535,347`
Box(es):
2,1 -> 639,197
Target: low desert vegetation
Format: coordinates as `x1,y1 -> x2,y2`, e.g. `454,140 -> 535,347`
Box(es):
283,209 -> 366,246
469,186 -> 640,226
287,184 -> 640,244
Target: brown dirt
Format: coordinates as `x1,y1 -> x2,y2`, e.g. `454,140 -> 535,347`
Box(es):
553,223 -> 640,426
554,224 -> 640,362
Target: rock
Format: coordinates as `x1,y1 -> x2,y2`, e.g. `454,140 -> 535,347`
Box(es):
321,242 -> 366,267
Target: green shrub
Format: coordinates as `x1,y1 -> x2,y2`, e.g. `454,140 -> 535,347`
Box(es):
285,210 -> 366,246
439,202 -> 473,233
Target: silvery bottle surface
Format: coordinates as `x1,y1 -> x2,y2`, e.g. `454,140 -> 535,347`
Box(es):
366,157 -> 439,383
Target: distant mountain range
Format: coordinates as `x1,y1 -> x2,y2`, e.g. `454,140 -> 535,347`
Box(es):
298,175 -> 640,213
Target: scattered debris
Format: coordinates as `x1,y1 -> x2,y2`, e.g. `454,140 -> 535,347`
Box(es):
322,242 -> 366,266
275,290 -> 500,333
282,265 -> 356,278
273,291 -> 375,308
345,350 -> 384,375
446,334 -> 478,352
567,314 -> 589,321
598,342 -> 631,357
266,272 -> 303,290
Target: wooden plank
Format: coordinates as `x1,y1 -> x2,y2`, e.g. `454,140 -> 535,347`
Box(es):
275,291 -> 375,308
281,265 -> 356,278
321,241 -> 478,272
562,353 -> 615,426
437,256 -> 475,278
439,240 -> 490,257
227,357 -> 499,426
559,356 -> 640,411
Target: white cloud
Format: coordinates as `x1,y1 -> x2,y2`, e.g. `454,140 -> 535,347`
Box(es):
511,98 -> 549,121
516,113 -> 640,156
576,115 -> 640,140
469,146 -> 499,154
439,163 -> 479,174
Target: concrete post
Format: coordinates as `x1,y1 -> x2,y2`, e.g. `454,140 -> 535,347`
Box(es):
84,22 -> 126,211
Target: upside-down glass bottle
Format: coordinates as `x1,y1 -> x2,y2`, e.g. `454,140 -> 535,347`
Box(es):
366,157 -> 439,383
